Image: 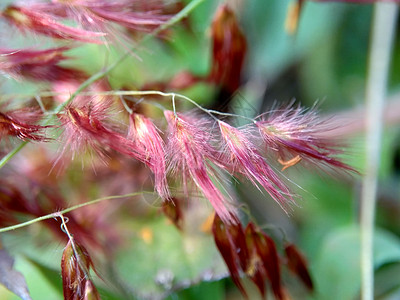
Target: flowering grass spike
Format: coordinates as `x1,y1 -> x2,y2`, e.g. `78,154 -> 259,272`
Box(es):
2,5 -> 107,44
0,1 -> 358,299
61,239 -> 100,300
165,111 -> 236,224
0,109 -> 47,142
10,0 -> 175,46
128,113 -> 169,199
256,104 -> 356,173
0,46 -> 85,82
219,121 -> 294,211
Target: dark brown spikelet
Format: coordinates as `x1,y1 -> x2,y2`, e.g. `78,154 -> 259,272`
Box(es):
212,214 -> 247,298
210,4 -> 247,93
83,280 -> 101,300
244,223 -> 267,298
244,226 -> 267,299
225,216 -> 249,273
246,223 -> 284,300
162,197 -> 184,230
61,240 -> 100,300
285,243 -> 314,291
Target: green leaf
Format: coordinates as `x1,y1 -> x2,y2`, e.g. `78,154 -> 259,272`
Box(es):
28,257 -> 127,300
313,225 -> 400,300
24,258 -> 62,295
0,249 -> 31,300
166,280 -> 225,300
375,262 -> 400,299
114,215 -> 227,299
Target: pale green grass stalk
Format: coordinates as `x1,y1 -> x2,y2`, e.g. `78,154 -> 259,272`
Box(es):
361,4 -> 398,300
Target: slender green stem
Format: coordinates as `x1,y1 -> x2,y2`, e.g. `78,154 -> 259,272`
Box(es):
361,4 -> 398,300
0,191 -> 153,233
66,89 -> 256,122
0,141 -> 28,168
0,0 -> 206,170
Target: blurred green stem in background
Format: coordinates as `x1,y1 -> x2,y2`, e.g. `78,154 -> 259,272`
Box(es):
0,191 -> 152,233
361,3 -> 398,300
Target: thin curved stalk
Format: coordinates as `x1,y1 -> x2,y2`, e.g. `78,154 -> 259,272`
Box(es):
0,191 -> 154,233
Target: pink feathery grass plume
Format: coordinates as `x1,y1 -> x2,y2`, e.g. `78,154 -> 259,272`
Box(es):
2,5 -> 106,44
219,121 -> 294,211
84,1 -> 170,30
0,46 -> 86,82
57,97 -> 143,163
164,111 -> 236,224
55,84 -> 171,198
0,108 -> 48,142
24,0 -> 174,45
255,104 -> 356,173
128,113 -> 169,199
61,239 -> 100,300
